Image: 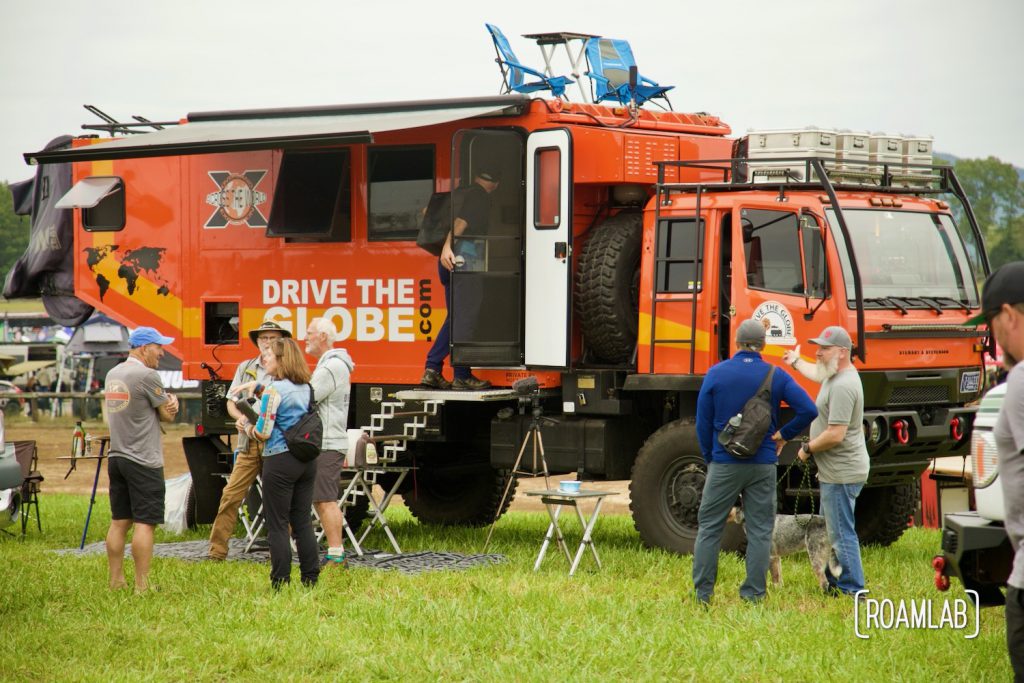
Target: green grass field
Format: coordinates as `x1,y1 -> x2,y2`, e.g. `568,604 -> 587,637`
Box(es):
0,494 -> 1010,681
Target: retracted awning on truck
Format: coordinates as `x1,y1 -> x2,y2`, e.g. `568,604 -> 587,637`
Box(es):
24,95 -> 531,165
55,176 -> 121,208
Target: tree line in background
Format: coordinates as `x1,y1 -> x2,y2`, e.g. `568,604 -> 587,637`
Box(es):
0,157 -> 1022,291
0,181 -> 30,286
948,157 -> 1024,271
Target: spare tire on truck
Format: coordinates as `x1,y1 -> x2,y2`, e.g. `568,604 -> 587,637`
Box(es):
576,211 -> 643,364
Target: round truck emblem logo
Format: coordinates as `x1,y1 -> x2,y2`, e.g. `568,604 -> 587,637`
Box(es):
204,170 -> 268,228
752,301 -> 797,346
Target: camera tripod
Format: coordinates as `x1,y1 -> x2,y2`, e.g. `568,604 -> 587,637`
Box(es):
483,397 -> 557,551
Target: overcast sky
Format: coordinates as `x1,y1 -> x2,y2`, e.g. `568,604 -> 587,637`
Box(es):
1,0 -> 1021,184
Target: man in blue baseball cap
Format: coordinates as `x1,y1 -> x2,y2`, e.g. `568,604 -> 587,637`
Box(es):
104,325 -> 178,592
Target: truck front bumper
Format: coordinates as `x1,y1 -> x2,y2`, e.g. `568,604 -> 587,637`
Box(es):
935,511 -> 1012,606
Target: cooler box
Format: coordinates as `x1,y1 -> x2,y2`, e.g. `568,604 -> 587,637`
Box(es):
746,127 -> 837,183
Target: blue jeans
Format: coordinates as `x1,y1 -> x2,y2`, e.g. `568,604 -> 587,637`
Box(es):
425,261 -> 471,380
425,255 -> 483,381
819,482 -> 865,594
693,462 -> 776,603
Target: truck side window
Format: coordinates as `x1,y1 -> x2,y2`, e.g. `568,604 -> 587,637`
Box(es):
368,145 -> 435,241
267,149 -> 351,242
743,209 -> 802,294
801,218 -> 828,298
656,218 -> 704,292
83,178 -> 126,232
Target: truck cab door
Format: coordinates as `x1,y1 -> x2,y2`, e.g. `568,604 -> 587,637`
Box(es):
730,207 -> 808,353
524,128 -> 572,367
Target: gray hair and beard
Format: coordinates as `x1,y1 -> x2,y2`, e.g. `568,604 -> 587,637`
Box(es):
814,354 -> 841,382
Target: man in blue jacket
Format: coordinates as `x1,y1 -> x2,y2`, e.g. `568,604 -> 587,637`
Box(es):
693,319 -> 817,605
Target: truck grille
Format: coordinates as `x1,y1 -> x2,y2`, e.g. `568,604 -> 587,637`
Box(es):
888,386 -> 949,405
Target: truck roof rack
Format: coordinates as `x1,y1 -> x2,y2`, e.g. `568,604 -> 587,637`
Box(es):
654,156 -> 962,196
80,104 -> 179,136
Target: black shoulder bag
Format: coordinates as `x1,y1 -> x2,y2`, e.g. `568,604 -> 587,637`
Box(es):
718,366 -> 776,459
284,385 -> 323,463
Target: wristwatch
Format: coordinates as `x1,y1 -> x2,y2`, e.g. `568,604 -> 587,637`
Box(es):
801,443 -> 813,456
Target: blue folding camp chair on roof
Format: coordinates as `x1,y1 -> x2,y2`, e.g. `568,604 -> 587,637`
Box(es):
584,37 -> 674,109
485,23 -> 573,98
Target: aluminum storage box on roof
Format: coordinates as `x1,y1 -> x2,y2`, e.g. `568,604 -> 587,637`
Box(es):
745,127 -> 836,183
898,135 -> 936,186
869,133 -> 902,173
834,130 -> 874,183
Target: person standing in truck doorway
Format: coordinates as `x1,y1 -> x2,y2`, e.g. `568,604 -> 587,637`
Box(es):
783,325 -> 868,598
208,320 -> 290,561
965,261 -> 1024,681
419,169 -> 498,392
305,317 -> 355,568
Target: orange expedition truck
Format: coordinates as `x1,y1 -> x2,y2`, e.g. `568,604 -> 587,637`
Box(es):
8,93 -> 991,553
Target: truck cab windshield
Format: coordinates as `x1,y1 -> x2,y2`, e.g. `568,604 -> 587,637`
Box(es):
827,209 -> 979,309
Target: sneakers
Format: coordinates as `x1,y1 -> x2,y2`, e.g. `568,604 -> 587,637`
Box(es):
321,552 -> 348,569
452,375 -> 492,391
420,368 -> 452,390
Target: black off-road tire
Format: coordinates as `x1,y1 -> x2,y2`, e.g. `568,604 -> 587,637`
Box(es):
854,482 -> 918,547
404,465 -> 516,527
630,420 -> 746,555
577,211 -> 643,363
185,482 -> 198,529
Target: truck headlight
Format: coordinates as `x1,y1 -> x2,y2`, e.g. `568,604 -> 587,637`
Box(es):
971,430 -> 999,488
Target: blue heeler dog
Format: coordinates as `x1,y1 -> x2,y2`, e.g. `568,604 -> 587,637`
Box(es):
731,508 -> 842,591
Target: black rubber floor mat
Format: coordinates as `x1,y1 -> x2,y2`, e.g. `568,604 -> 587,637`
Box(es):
55,539 -> 505,574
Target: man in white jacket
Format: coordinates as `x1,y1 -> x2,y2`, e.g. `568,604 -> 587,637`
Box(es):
305,317 -> 355,566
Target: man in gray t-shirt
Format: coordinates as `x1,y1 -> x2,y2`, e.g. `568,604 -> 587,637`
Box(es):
103,326 -> 178,592
106,360 -> 169,467
966,260 -> 1024,680
809,370 -> 869,484
787,325 -> 868,596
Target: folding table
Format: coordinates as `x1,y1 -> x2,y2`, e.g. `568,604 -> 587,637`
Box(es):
525,489 -> 610,576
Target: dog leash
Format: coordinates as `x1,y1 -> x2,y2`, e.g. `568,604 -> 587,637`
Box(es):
778,452 -> 816,526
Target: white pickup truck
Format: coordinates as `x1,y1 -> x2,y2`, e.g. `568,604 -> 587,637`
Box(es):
934,382 -> 1014,605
